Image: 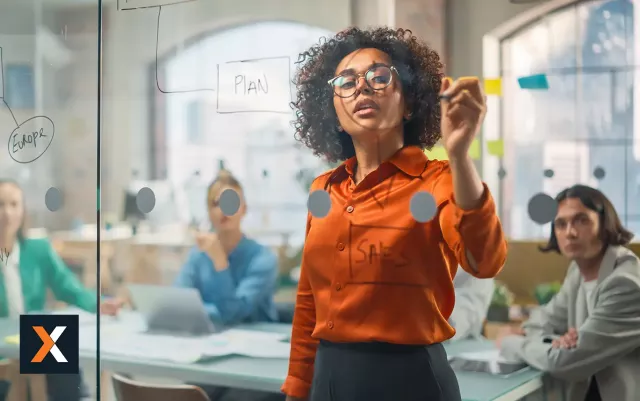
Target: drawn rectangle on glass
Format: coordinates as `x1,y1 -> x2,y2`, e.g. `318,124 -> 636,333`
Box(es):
117,0 -> 196,11
216,56 -> 292,114
0,47 -> 4,98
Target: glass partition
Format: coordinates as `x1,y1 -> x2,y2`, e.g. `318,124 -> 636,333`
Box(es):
0,0 -> 100,399
498,0 -> 638,239
97,0 -> 350,398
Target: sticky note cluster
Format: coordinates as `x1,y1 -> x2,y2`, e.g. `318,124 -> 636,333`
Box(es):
518,74 -> 549,90
425,146 -> 448,160
480,74 -> 549,96
484,78 -> 502,96
425,139 -> 482,161
424,139 -> 504,160
486,140 -> 504,157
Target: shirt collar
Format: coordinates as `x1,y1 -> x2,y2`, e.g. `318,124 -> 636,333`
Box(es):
227,235 -> 249,262
337,145 -> 428,179
1,242 -> 20,268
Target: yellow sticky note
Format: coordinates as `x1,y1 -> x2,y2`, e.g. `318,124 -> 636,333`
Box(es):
484,78 -> 502,96
486,139 -> 504,157
468,139 -> 481,160
4,335 -> 19,345
424,146 -> 448,160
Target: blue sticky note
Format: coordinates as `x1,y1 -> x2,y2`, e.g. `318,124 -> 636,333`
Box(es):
517,74 -> 549,90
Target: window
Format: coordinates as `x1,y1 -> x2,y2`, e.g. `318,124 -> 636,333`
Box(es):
152,21 -> 334,247
487,0 -> 639,240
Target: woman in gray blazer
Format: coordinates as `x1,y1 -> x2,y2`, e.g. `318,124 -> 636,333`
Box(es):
498,185 -> 640,401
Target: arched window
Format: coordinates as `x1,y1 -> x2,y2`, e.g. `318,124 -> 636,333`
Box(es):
484,0 -> 639,239
151,21 -> 334,247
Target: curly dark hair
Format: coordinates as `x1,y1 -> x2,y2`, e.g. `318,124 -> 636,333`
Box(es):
291,26 -> 444,163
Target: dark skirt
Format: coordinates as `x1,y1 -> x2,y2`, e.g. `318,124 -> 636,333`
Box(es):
310,340 -> 462,401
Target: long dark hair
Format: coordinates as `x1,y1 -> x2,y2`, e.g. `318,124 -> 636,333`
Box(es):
0,179 -> 26,241
539,184 -> 634,253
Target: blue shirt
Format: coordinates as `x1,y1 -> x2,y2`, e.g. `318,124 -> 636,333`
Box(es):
174,236 -> 279,325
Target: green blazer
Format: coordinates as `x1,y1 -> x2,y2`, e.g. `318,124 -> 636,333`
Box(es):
0,238 -> 96,318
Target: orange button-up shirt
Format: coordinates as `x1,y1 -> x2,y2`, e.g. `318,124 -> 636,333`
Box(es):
282,145 -> 507,398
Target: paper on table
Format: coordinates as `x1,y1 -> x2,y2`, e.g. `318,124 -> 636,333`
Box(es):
77,327 -> 290,362
219,329 -> 288,343
89,332 -> 234,363
228,338 -> 290,359
457,349 -> 510,363
53,307 -> 118,325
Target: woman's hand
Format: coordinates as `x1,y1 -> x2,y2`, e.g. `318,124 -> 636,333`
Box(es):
439,77 -> 487,160
100,298 -> 124,316
195,232 -> 228,271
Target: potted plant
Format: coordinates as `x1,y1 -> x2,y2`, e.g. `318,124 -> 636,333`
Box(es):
487,281 -> 514,322
534,281 -> 562,305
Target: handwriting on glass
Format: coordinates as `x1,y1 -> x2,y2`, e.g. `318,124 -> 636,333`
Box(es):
217,56 -> 292,114
234,73 -> 268,95
8,116 -> 55,164
353,238 -> 410,267
0,248 -> 9,264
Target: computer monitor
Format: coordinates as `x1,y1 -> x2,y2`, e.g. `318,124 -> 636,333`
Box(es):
122,190 -> 146,222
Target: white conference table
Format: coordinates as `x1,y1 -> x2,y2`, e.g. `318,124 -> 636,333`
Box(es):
0,312 -> 543,401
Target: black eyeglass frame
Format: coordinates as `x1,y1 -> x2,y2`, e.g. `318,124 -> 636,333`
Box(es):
327,64 -> 399,98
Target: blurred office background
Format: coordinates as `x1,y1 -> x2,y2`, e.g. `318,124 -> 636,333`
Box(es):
0,0 -> 638,293
0,0 -> 639,399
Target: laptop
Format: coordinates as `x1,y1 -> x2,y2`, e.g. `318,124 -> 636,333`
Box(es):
127,284 -> 218,337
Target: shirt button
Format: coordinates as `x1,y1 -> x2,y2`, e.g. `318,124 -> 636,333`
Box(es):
346,205 -> 354,213
327,321 -> 334,329
335,282 -> 342,291
337,243 -> 345,251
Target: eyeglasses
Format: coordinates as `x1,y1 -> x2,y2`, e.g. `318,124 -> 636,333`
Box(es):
328,64 -> 398,98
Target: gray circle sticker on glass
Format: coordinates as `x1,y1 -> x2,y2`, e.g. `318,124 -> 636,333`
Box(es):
593,167 -> 605,180
136,187 -> 156,214
45,187 -> 63,212
219,189 -> 241,216
308,190 -> 331,218
543,169 -> 554,178
410,191 -> 437,223
497,167 -> 507,180
528,192 -> 558,225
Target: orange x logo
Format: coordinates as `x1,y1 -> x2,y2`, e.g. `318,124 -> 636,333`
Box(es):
31,326 -> 55,363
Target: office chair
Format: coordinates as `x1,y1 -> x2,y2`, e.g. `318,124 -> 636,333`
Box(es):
112,374 -> 210,401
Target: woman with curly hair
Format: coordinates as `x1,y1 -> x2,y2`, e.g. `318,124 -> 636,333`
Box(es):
282,27 -> 507,401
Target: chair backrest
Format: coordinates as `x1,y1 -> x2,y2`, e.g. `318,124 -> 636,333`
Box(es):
0,360 -> 11,380
111,374 -> 210,401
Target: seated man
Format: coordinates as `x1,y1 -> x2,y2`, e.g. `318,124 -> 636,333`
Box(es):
449,269 -> 494,340
498,185 -> 640,401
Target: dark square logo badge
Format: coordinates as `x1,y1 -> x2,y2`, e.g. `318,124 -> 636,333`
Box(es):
19,314 -> 79,374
